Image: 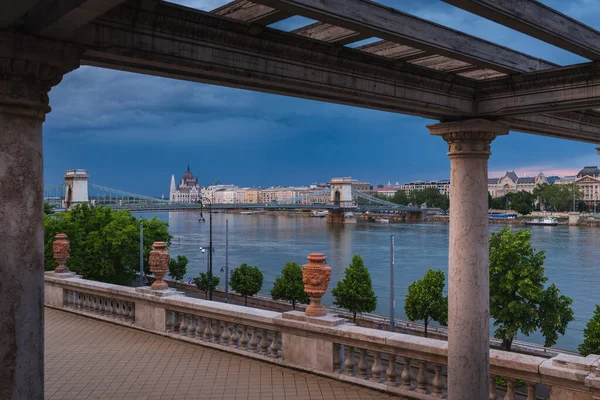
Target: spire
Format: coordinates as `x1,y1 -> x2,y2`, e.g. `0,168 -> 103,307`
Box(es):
187,164 -> 190,172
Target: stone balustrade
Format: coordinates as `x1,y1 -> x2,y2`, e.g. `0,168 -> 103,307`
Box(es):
44,273 -> 600,399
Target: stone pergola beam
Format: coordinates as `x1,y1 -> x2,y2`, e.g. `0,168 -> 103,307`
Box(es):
20,0 -> 127,39
212,0 -> 293,25
508,113 -> 600,144
442,0 -> 600,61
476,63 -> 600,118
75,3 -> 476,120
250,0 -> 556,74
0,0 -> 42,28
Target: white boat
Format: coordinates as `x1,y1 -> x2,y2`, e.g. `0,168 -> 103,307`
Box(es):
525,217 -> 558,226
311,210 -> 328,217
375,218 -> 389,224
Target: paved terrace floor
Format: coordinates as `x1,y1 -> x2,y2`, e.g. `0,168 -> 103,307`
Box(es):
45,308 -> 401,400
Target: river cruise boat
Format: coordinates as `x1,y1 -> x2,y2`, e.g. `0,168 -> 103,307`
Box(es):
375,218 -> 389,223
488,213 -> 517,219
311,210 -> 328,217
525,217 -> 558,226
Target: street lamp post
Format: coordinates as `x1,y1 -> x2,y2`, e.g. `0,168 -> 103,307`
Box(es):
200,197 -> 214,300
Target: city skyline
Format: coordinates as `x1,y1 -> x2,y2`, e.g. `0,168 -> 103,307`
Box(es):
42,0 -> 600,196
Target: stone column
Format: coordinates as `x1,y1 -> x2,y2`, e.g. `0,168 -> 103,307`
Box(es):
0,33 -> 80,399
428,119 -> 508,400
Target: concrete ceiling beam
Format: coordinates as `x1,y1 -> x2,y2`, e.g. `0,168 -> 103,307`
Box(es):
20,0 -> 127,39
212,0 -> 292,25
442,0 -> 600,61
75,3 -> 475,120
250,0 -> 556,74
0,0 -> 42,28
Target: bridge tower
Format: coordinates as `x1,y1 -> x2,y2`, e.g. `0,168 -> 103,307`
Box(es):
327,177 -> 356,224
63,169 -> 90,210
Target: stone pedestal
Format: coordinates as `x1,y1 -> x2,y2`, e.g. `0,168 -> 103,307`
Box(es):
429,119 -> 508,400
281,311 -> 345,373
569,212 -> 581,226
0,33 -> 80,400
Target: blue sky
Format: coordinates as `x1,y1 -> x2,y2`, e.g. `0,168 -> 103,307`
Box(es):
44,0 -> 600,196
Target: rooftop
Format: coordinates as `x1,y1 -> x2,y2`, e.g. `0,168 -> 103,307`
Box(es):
45,308 -> 398,400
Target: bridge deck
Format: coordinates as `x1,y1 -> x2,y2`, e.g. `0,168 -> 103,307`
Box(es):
45,308 -> 399,400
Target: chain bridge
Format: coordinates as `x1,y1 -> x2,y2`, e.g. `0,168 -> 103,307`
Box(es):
44,171 -> 423,219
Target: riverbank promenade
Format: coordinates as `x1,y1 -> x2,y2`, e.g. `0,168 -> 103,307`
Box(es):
45,308 -> 399,400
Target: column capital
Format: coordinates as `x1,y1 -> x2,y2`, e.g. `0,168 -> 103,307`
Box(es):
0,33 -> 82,120
427,119 -> 509,158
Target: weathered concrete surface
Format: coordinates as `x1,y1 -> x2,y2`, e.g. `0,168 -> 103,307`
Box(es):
282,332 -> 335,373
0,33 -> 80,400
429,119 -> 508,400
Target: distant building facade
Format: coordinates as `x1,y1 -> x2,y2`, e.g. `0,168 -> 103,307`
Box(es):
556,166 -> 600,205
170,165 -> 201,203
400,180 -> 450,197
488,171 -> 547,198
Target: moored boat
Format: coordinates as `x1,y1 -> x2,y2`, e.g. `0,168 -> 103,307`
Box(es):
375,218 -> 389,224
525,217 -> 558,226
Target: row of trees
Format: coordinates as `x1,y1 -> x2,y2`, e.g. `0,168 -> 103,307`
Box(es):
378,188 -> 450,209
489,183 -> 586,214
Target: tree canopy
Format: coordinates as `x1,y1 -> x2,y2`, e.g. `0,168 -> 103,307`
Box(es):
404,269 -> 448,337
331,255 -> 377,323
579,305 -> 600,356
532,183 -> 583,212
270,261 -> 310,310
489,191 -> 535,214
490,227 -> 574,350
408,188 -> 449,209
194,272 -> 220,300
169,255 -> 188,282
230,263 -> 264,306
44,204 -> 171,285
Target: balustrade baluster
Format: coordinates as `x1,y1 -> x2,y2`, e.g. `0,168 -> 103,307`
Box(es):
268,331 -> 280,358
416,360 -> 428,393
489,375 -> 498,400
128,302 -> 135,320
432,364 -> 444,397
213,320 -> 221,343
249,327 -> 260,352
385,354 -> 397,385
87,294 -> 93,310
189,316 -> 198,337
195,317 -> 204,337
504,378 -> 516,400
75,292 -> 81,308
259,329 -> 269,354
344,346 -> 355,376
95,296 -> 100,313
63,289 -> 70,307
333,344 -> 341,372
221,322 -> 231,344
358,348 -> 368,378
174,312 -> 181,331
180,313 -> 189,335
116,301 -> 123,319
526,382 -> 536,400
81,294 -> 87,309
166,311 -> 173,331
401,357 -> 413,388
204,318 -> 213,341
231,324 -> 240,348
371,351 -> 382,383
105,299 -> 112,316
239,325 -> 249,349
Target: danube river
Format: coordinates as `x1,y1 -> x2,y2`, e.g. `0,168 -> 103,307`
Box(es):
140,211 -> 600,352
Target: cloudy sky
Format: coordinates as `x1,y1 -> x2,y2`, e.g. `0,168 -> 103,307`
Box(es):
44,0 -> 600,196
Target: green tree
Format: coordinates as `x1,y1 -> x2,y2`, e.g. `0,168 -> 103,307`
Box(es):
506,191 -> 535,215
490,227 -> 574,351
270,262 -> 310,310
409,188 -> 449,209
169,255 -> 188,282
44,204 -> 171,285
193,272 -> 220,300
331,255 -> 377,323
404,269 -> 448,337
230,263 -> 264,306
390,190 -> 409,205
44,203 -> 55,215
579,305 -> 600,356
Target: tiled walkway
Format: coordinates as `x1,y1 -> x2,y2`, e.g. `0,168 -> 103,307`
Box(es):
45,308 -> 401,400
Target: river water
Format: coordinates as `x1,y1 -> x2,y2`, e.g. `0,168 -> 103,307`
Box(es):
139,211 -> 600,352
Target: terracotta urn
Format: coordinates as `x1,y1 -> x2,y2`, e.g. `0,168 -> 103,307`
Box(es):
302,253 -> 331,317
149,241 -> 170,290
52,233 -> 70,273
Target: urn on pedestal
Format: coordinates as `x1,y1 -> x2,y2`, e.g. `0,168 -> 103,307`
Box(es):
52,233 -> 70,273
302,253 -> 332,317
149,241 -> 170,290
